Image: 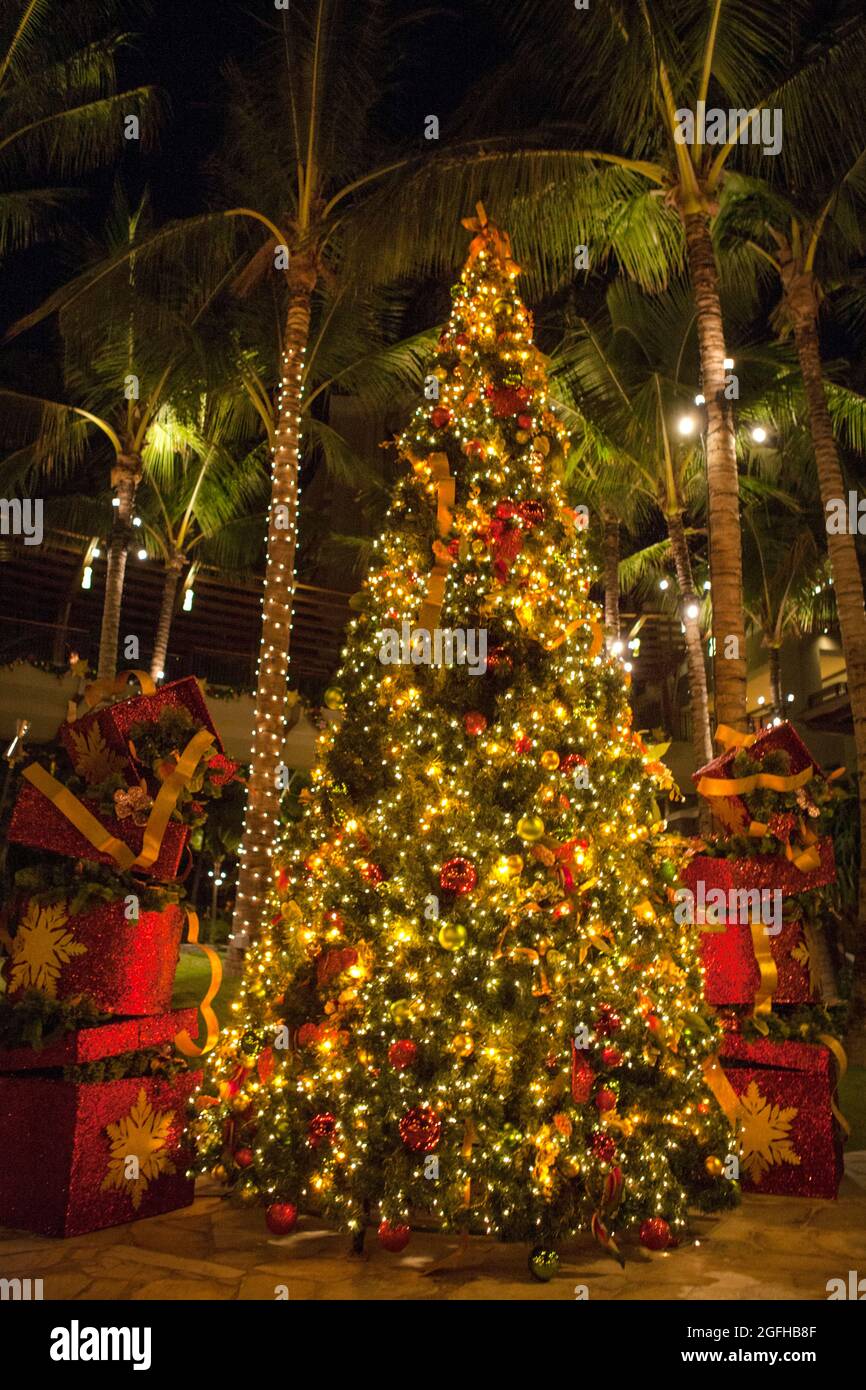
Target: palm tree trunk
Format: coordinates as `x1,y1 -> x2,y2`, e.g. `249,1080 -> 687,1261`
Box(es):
150,552 -> 184,681
767,643 -> 783,711
230,252 -> 317,962
602,511 -> 620,646
784,267 -> 866,1060
98,451 -> 142,680
667,510 -> 713,835
681,211 -> 747,730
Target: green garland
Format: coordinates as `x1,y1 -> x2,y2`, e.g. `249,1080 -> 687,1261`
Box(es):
62,1044 -> 189,1085
12,858 -> 184,915
0,991 -> 110,1051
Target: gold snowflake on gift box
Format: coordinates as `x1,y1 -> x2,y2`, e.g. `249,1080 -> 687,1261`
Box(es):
101,1089 -> 176,1209
8,902 -> 87,995
69,724 -> 126,784
738,1081 -> 801,1182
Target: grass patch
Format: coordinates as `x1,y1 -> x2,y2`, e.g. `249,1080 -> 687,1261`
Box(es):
839,1066 -> 866,1150
171,947 -> 241,1041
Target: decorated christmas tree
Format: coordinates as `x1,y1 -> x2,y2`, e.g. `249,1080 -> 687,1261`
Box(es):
198,208 -> 737,1270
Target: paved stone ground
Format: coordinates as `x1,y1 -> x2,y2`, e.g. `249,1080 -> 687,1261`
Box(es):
2,1158 -> 865,1301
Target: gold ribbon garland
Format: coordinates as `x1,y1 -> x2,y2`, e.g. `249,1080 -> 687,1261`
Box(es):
413,452 -> 456,635
174,909 -> 222,1056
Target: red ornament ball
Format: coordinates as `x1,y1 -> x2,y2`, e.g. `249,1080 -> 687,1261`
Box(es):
594,1005 -> 622,1036
439,856 -> 478,895
590,1130 -> 617,1163
517,499 -> 545,528
431,407 -> 451,428
495,500 -> 517,519
594,1088 -> 617,1112
517,413 -> 533,429
601,1046 -> 623,1068
514,734 -> 532,755
265,1203 -> 298,1235
463,711 -> 487,736
454,332 -> 469,347
378,1220 -> 411,1253
308,1112 -> 336,1148
639,1218 -> 672,1251
646,1014 -> 661,1033
486,645 -> 513,674
234,1147 -> 254,1169
388,1040 -> 418,1070
560,753 -> 587,773
399,1106 -> 441,1153
360,861 -> 385,886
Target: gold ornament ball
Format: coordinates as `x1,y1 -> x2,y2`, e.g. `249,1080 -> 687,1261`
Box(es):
532,434 -> 550,456
540,749 -> 560,771
390,998 -> 413,1025
433,365 -> 448,380
515,429 -> 530,444
238,1184 -> 259,1205
452,1032 -> 474,1057
505,853 -> 524,876
493,297 -> 514,317
211,1164 -> 228,1183
323,686 -> 344,710
705,1155 -> 724,1178
438,922 -> 467,951
516,813 -> 545,843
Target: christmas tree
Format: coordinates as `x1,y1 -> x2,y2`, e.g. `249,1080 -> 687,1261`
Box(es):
198,207 -> 737,1269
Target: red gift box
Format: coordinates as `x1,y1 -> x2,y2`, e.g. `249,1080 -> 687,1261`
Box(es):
694,721 -> 822,833
684,843 -> 835,902
0,1007 -> 198,1073
718,1036 -> 844,1198
61,675 -> 222,774
4,897 -> 185,1015
8,778 -> 189,880
0,1068 -> 200,1236
682,854 -> 826,1005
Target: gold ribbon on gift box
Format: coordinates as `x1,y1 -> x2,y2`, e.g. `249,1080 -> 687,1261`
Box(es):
703,1038 -> 850,1138
82,668 -> 156,709
174,909 -> 222,1057
23,726 -> 215,872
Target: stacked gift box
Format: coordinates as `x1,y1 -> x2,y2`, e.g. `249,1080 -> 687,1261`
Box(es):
0,674 -> 234,1236
687,720 -> 847,1198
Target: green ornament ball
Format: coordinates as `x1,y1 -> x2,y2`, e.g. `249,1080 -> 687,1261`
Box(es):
438,923 -> 467,951
323,686 -> 344,710
528,1246 -> 560,1282
658,860 -> 678,885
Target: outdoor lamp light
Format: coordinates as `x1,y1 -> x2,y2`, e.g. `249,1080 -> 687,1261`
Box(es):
137,548 -> 147,560
183,588 -> 195,612
751,426 -> 767,443
685,602 -> 700,620
659,578 -> 669,591
81,566 -> 92,590
677,415 -> 696,435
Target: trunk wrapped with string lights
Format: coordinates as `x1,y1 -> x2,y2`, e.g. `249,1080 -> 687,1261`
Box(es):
197,212 -> 737,1272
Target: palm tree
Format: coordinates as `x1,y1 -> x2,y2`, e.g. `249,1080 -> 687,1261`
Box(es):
0,0 -> 156,262
137,427 -> 270,681
11,2 -> 480,947
553,281 -> 718,776
1,193 -> 229,677
717,146 -> 866,1046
